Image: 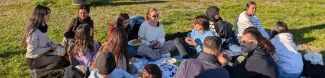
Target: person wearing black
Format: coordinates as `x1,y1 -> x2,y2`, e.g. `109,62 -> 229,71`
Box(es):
224,27 -> 279,78
206,6 -> 239,47
64,5 -> 93,40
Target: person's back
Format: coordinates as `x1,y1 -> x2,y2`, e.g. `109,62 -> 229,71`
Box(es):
270,21 -> 303,78
175,52 -> 229,78
175,36 -> 229,78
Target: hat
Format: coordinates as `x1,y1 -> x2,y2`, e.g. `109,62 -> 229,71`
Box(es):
96,52 -> 116,74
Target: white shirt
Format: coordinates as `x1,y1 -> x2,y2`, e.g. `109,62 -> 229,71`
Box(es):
138,21 -> 166,46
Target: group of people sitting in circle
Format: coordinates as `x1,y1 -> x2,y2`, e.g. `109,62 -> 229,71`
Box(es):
22,1 -> 306,78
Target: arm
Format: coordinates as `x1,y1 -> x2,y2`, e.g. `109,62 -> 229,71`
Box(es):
253,16 -> 269,39
175,60 -> 188,78
157,25 -> 166,46
138,23 -> 150,46
64,18 -> 76,39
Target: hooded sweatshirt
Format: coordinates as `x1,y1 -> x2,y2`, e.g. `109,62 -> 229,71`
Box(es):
270,33 -> 303,73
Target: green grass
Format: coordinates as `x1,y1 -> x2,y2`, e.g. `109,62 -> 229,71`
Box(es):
0,0 -> 325,77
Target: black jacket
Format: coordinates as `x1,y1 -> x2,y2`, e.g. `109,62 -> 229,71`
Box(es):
175,52 -> 229,78
64,16 -> 94,39
225,45 -> 279,78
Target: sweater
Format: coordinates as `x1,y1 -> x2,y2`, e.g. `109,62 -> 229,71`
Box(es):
175,52 -> 229,78
138,21 -> 165,46
235,11 -> 269,39
88,68 -> 133,78
271,33 -> 303,73
74,43 -> 100,66
26,29 -> 50,58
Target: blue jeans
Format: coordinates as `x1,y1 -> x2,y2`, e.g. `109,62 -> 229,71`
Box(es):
279,67 -> 301,78
128,45 -> 138,57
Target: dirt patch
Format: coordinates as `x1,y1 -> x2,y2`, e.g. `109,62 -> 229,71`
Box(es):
0,0 -> 34,5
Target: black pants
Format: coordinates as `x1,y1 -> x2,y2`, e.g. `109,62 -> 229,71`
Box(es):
26,55 -> 69,72
173,38 -> 198,59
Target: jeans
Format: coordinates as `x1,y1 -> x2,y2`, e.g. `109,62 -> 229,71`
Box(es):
279,67 -> 301,78
173,38 -> 198,59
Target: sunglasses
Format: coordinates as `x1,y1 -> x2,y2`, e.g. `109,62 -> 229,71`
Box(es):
239,40 -> 254,44
151,15 -> 159,18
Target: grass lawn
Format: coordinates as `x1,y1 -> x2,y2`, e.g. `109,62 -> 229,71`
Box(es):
0,0 -> 325,77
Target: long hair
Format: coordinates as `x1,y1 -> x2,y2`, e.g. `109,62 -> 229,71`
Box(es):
21,5 -> 51,47
73,24 -> 95,57
116,13 -> 130,31
144,8 -> 157,21
92,28 -> 130,72
243,27 -> 275,55
270,21 -> 289,39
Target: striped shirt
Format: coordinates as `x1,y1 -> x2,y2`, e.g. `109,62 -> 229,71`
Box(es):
235,11 -> 269,39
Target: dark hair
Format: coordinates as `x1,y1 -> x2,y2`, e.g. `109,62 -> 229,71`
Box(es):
270,21 -> 289,39
21,5 -> 51,47
145,8 -> 158,21
243,27 -> 275,55
73,24 -> 95,57
142,64 -> 162,78
116,13 -> 130,31
79,4 -> 90,13
93,28 -> 130,72
204,36 -> 222,52
245,1 -> 256,10
194,15 -> 209,30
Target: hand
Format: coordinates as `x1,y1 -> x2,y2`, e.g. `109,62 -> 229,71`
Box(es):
151,40 -> 158,44
184,37 -> 191,44
51,44 -> 58,50
218,53 -> 229,66
189,40 -> 198,46
138,37 -> 144,40
154,41 -> 161,48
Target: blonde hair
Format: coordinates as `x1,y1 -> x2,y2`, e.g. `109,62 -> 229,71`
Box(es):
144,8 -> 158,21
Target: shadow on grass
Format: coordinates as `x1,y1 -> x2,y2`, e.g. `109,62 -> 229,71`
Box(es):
290,24 -> 325,45
0,51 -> 23,58
91,1 -> 166,7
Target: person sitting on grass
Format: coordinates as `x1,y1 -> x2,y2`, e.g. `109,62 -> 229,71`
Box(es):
270,21 -> 303,78
21,5 -> 69,78
137,7 -> 175,60
109,13 -> 139,41
141,64 -> 162,78
89,52 -> 133,78
64,4 -> 93,41
224,27 -> 278,78
235,1 -> 269,39
174,15 -> 215,59
71,23 -> 100,66
175,36 -> 229,78
94,28 -> 131,73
